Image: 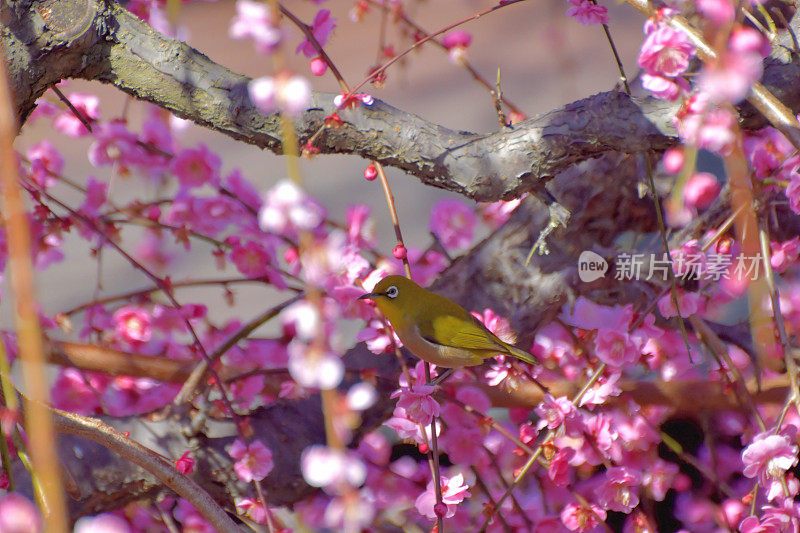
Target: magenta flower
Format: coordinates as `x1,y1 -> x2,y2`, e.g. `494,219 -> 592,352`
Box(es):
169,144 -> 221,188
391,385 -> 440,426
88,121 -> 143,170
235,498 -> 267,524
638,25 -> 695,78
175,451 -> 195,475
683,172 -> 721,209
228,439 -> 274,483
744,127 -> 794,179
697,0 -> 735,25
442,30 -> 472,50
643,459 -> 679,501
54,93 -> 100,137
698,51 -> 763,105
535,394 -> 582,435
356,319 -> 402,354
594,328 -> 641,367
297,9 -> 336,58
566,0 -> 609,26
479,197 -> 522,229
27,140 -> 63,188
229,240 -> 279,280
548,448 -> 575,486
787,174 -> 800,214
229,0 -> 281,52
113,305 -> 152,344
471,307 -> 516,344
414,473 -> 471,519
346,204 -> 376,248
742,431 -> 798,488
51,368 -> 102,415
596,466 -> 642,513
429,198 -> 477,251
0,493 -> 41,533
771,238 -> 800,273
561,501 -> 606,532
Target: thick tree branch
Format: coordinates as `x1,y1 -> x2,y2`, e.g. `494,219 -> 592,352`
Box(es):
0,0 -> 691,201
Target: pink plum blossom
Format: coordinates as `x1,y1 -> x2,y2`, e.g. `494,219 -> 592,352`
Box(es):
236,498 -> 267,524
51,368 -> 102,414
548,448 -> 575,486
113,305 -> 152,344
697,0 -> 735,25
698,50 -> 764,104
442,30 -> 472,62
429,198 -> 477,251
594,328 -> 641,367
228,439 -> 274,482
391,385 -> 440,426
566,0 -> 609,26
643,459 -> 679,501
169,144 -> 221,188
297,10 -> 336,58
356,319 -> 401,354
787,174 -> 800,214
175,451 -> 195,474
742,430 -> 798,488
770,238 -> 800,273
88,121 -> 144,170
641,72 -> 688,101
638,25 -> 695,78
683,172 -> 720,209
675,95 -> 737,155
480,197 -> 522,229
561,502 -> 607,532
414,473 -> 471,519
535,394 -> 582,435
596,466 -> 642,513
27,140 -> 62,188
229,240 -> 283,285
53,93 -> 100,137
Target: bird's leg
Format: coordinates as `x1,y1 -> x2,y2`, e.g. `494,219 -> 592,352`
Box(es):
429,368 -> 455,386
525,187 -> 570,263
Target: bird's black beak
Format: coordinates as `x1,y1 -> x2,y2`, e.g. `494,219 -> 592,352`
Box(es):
358,292 -> 379,301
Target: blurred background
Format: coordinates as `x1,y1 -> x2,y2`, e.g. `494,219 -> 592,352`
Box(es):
10,0 -> 647,336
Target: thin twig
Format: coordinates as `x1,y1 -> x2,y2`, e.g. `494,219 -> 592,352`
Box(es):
52,408 -> 244,532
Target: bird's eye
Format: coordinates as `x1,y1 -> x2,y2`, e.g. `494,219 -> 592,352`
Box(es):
385,286 -> 399,299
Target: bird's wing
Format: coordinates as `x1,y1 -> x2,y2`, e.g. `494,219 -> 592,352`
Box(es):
420,314 -> 507,352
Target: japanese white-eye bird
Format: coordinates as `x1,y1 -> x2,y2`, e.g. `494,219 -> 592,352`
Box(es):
358,275 -> 539,368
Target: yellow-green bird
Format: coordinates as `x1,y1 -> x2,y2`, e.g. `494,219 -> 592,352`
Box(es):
358,275 -> 539,368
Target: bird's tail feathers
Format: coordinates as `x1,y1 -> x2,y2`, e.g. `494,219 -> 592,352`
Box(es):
504,344 -> 539,365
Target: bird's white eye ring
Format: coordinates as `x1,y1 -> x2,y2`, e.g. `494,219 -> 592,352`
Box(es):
385,286 -> 399,298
